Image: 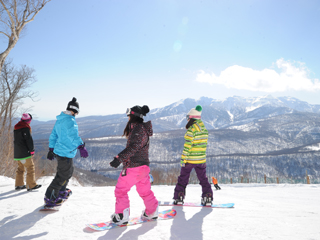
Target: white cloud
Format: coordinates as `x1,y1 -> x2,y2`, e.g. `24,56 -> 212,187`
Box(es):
196,59 -> 320,92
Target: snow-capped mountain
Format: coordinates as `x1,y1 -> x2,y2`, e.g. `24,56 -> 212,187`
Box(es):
31,95 -> 320,140
148,95 -> 320,130
31,95 -> 320,182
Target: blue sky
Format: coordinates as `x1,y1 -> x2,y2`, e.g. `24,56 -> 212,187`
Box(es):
1,0 -> 320,121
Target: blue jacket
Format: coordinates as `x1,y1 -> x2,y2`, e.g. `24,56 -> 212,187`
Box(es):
49,111 -> 83,158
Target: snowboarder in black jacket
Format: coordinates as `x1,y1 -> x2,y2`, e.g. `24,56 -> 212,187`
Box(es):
14,113 -> 41,191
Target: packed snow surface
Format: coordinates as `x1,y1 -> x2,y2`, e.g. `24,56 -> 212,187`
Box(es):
0,176 -> 319,240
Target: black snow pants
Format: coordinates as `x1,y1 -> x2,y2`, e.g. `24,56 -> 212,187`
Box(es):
45,155 -> 74,199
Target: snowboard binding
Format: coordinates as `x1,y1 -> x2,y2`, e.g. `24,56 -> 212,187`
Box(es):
201,194 -> 212,206
173,195 -> 184,205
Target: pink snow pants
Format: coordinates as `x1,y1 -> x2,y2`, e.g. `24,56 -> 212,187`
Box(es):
114,165 -> 158,216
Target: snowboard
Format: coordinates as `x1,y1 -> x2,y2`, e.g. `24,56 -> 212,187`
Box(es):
86,209 -> 177,231
40,190 -> 72,211
158,201 -> 234,208
40,204 -> 62,211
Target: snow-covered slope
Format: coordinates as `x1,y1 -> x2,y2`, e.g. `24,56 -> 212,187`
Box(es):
1,176 -> 319,240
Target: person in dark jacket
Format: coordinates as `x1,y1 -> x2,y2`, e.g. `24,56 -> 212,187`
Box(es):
109,105 -> 158,225
44,97 -> 88,207
14,113 -> 41,191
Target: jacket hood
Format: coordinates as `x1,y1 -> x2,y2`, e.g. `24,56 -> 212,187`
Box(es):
14,121 -> 31,130
56,111 -> 75,121
131,121 -> 153,136
142,121 -> 153,136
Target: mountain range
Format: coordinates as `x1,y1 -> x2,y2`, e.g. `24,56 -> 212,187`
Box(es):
31,95 -> 320,140
31,95 -> 320,182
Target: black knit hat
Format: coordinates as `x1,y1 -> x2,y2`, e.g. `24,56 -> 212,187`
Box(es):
66,97 -> 79,114
126,105 -> 150,118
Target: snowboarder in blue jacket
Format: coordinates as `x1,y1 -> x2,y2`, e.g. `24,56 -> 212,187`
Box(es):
44,97 -> 88,207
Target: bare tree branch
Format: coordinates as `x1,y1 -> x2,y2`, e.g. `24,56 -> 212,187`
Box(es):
0,0 -> 51,71
0,60 -> 37,174
0,31 -> 10,37
0,0 -> 50,178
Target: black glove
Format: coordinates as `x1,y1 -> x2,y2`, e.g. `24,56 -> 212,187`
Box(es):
214,184 -> 221,190
110,157 -> 121,168
47,148 -> 55,160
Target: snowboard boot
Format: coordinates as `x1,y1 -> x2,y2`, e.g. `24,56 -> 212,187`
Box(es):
27,185 -> 42,191
59,188 -> 72,200
141,206 -> 158,220
44,196 -> 64,207
201,193 -> 213,206
111,208 -> 130,225
173,195 -> 184,205
15,185 -> 26,190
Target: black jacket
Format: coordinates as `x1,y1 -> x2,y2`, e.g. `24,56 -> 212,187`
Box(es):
118,121 -> 153,169
13,121 -> 34,160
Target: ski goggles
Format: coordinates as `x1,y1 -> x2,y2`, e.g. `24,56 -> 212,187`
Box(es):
126,108 -> 144,118
69,105 -> 80,114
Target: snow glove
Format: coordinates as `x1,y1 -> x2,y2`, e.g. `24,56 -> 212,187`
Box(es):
47,148 -> 55,160
78,143 -> 88,158
110,157 -> 121,168
214,184 -> 221,190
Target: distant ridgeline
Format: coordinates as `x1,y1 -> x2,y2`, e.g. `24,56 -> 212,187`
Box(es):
33,96 -> 320,183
